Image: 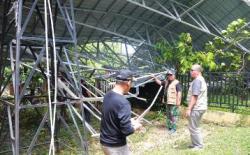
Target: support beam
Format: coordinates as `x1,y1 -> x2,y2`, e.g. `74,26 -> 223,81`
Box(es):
127,0 -> 250,53
160,0 -> 205,31
127,0 -> 211,35
14,0 -> 23,154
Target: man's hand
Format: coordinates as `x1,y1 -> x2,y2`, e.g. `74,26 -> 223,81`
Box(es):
130,117 -> 136,123
150,74 -> 156,80
131,118 -> 142,131
185,109 -> 191,118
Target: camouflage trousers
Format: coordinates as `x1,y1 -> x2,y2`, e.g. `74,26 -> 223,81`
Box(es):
166,104 -> 179,130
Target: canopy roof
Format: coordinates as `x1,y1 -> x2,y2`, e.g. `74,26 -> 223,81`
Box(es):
0,0 -> 249,71
1,2 -> 250,154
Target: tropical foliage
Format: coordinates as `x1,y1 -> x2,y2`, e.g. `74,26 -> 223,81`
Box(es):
155,18 -> 250,73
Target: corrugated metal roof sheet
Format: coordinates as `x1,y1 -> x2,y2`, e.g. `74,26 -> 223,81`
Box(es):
0,0 -> 249,56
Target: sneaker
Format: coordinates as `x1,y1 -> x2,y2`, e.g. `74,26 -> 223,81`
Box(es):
168,129 -> 176,135
190,146 -> 203,151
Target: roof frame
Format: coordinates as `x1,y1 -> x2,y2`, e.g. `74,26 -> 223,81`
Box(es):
127,0 -> 250,53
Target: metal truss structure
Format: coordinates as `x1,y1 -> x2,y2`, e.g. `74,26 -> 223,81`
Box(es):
0,0 -> 249,154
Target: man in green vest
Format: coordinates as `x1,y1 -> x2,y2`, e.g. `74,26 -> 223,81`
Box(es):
152,70 -> 182,134
186,64 -> 207,150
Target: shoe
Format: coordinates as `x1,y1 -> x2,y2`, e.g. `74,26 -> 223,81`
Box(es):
168,129 -> 176,135
188,145 -> 194,148
190,146 -> 203,151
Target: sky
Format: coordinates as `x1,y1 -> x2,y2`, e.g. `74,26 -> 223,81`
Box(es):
121,43 -> 135,56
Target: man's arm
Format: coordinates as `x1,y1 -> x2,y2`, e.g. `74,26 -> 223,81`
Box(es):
176,91 -> 182,106
152,76 -> 162,85
118,102 -> 136,136
185,79 -> 201,117
186,95 -> 198,117
176,83 -> 182,106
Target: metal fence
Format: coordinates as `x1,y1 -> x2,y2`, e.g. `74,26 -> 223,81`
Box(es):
95,72 -> 250,113
178,72 -> 250,112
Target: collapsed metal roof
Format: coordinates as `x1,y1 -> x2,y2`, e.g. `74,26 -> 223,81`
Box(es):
1,0 -> 250,47
1,0 -> 250,56
0,0 -> 250,154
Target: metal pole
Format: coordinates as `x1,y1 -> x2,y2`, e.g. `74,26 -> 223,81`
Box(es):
15,0 -> 23,154
27,112 -> 48,154
7,106 -> 15,153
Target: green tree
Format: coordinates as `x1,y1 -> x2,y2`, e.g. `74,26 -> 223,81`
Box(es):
204,18 -> 250,72
155,33 -> 216,73
155,18 -> 250,73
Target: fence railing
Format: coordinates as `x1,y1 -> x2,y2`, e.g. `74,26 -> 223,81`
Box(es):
95,72 -> 250,113
178,72 -> 250,112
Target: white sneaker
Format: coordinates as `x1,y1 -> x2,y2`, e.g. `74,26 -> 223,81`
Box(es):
190,146 -> 203,151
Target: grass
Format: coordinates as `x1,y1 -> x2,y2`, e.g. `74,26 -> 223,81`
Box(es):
1,109 -> 250,155
128,121 -> 250,155
208,105 -> 250,115
88,111 -> 250,155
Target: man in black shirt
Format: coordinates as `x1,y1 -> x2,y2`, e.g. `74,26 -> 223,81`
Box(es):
100,69 -> 142,155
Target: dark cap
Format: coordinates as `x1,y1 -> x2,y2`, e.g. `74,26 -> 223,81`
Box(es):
116,69 -> 134,81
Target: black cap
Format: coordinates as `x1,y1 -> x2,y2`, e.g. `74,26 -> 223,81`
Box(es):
116,69 -> 134,81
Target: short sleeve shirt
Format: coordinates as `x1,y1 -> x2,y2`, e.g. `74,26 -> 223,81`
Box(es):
192,79 -> 202,96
